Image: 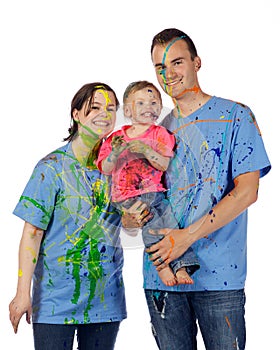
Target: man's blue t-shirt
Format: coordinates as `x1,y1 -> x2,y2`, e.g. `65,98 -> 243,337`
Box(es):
13,143 -> 127,324
143,96 -> 271,291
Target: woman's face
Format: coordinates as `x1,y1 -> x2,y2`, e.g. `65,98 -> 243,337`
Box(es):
74,89 -> 117,141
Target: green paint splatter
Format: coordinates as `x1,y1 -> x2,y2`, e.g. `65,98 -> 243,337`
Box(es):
63,177 -> 110,322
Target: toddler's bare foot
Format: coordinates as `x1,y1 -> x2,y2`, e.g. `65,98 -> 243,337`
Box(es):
158,266 -> 177,286
176,267 -> 194,285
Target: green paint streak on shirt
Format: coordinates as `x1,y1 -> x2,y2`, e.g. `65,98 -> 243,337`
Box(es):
64,178 -> 110,322
20,195 -> 51,218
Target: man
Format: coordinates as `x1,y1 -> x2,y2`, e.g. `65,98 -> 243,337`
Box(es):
143,28 -> 271,350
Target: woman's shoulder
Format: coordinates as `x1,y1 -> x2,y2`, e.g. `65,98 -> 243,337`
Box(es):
36,143 -> 73,170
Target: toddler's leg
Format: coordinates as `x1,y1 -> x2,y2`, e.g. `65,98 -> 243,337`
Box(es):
175,268 -> 194,285
158,266 -> 177,287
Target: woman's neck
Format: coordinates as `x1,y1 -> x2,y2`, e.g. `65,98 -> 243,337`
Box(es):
71,135 -> 100,168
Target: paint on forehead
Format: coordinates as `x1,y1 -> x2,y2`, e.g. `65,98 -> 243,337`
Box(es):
161,35 -> 186,65
95,88 -> 112,106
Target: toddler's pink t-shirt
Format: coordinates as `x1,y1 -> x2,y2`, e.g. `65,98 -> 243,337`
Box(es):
96,124 -> 175,202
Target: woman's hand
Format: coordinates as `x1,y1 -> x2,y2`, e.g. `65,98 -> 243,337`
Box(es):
9,294 -> 32,334
121,200 -> 153,228
146,228 -> 194,271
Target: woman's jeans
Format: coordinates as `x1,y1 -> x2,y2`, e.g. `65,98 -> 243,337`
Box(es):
33,321 -> 120,350
144,289 -> 246,350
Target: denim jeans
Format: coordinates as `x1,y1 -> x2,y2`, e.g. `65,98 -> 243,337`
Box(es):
116,192 -> 200,275
144,289 -> 246,350
33,322 -> 120,350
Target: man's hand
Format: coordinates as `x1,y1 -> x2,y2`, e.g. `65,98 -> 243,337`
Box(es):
146,228 -> 193,271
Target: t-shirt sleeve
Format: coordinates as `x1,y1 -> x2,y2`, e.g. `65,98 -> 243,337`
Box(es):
231,104 -> 271,179
154,126 -> 176,158
13,160 -> 59,230
95,136 -> 113,173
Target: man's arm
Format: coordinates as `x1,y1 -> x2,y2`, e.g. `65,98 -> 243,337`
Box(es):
147,170 -> 260,268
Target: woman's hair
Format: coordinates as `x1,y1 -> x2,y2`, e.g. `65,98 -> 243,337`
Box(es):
63,82 -> 119,142
151,28 -> 198,61
123,80 -> 162,105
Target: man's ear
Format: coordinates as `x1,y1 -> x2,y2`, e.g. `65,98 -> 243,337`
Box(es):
194,56 -> 202,72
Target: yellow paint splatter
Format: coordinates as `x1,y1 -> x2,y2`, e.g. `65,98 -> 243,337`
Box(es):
25,246 -> 37,264
18,269 -> 23,277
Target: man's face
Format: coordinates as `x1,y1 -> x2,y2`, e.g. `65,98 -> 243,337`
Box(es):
152,39 -> 199,100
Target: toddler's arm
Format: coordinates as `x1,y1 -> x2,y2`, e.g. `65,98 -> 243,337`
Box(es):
101,136 -> 127,174
127,140 -> 171,171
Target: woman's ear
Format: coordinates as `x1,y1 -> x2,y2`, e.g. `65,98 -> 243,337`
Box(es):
72,108 -> 79,122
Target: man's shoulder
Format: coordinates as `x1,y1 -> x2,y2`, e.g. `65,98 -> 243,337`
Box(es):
214,96 -> 250,113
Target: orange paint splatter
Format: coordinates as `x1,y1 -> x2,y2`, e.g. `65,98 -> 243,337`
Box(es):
167,235 -> 175,259
225,316 -> 231,329
176,85 -> 200,98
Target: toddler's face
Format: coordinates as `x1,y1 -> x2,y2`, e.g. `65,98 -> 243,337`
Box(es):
126,87 -> 162,125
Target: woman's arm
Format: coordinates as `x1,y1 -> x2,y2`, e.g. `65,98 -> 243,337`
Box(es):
9,222 -> 44,333
147,170 -> 260,269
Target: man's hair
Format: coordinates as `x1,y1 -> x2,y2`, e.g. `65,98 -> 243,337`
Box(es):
123,80 -> 162,105
151,28 -> 198,60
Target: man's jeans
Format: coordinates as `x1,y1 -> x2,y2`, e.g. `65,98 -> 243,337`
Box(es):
145,289 -> 246,350
33,321 -> 120,350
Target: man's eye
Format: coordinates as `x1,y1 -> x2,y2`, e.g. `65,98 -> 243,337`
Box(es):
174,60 -> 182,66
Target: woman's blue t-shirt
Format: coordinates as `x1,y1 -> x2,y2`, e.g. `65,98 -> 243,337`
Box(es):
13,143 -> 127,324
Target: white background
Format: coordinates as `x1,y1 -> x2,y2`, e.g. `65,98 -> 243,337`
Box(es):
1,0 -> 278,349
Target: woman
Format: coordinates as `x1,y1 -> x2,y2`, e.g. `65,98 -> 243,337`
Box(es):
9,83 -> 126,350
